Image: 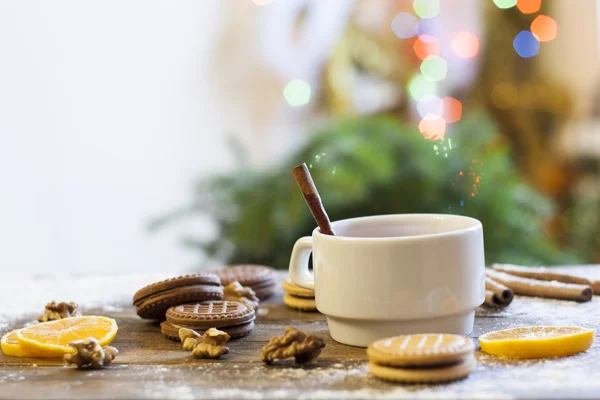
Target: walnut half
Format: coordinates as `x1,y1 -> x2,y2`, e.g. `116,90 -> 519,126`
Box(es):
179,327 -> 231,359
38,301 -> 81,322
261,327 -> 325,364
223,281 -> 260,309
64,337 -> 118,369
179,327 -> 201,351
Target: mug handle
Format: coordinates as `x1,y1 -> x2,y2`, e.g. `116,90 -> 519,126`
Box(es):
288,236 -> 314,290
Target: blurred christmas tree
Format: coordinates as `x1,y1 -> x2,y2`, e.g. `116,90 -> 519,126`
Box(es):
152,0 -> 597,267
151,112 -> 578,269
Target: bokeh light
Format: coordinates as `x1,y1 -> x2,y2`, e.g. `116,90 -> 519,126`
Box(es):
252,0 -> 273,5
413,36 -> 440,60
513,30 -> 540,58
415,18 -> 441,42
493,0 -> 517,9
491,82 -> 518,109
452,160 -> 481,198
408,74 -> 437,101
451,32 -> 479,59
417,95 -> 443,118
412,0 -> 440,18
531,15 -> 557,42
420,55 -> 447,82
516,0 -> 541,14
433,137 -> 452,157
442,97 -> 462,123
419,114 -> 446,140
283,79 -> 311,107
391,12 -> 418,39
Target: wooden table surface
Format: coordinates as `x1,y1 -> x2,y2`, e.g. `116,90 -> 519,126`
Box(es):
2,267 -> 600,399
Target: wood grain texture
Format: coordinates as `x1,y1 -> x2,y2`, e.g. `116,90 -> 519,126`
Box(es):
2,268 -> 600,399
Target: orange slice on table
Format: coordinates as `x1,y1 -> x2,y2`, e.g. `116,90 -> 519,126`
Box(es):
1,329 -> 28,357
1,328 -> 52,357
13,316 -> 118,358
479,326 -> 594,359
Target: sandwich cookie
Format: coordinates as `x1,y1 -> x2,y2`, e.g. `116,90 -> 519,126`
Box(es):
163,300 -> 255,340
282,279 -> 318,311
133,273 -> 223,320
209,265 -> 277,300
367,334 -> 476,383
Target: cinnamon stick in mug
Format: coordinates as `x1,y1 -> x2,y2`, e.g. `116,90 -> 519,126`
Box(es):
292,163 -> 335,236
484,277 -> 513,308
485,269 -> 593,302
492,263 -> 600,295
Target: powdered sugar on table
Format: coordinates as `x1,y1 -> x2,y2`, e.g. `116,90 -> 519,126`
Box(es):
1,267 -> 600,399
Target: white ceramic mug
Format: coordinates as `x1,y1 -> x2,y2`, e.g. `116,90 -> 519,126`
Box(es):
289,214 -> 485,347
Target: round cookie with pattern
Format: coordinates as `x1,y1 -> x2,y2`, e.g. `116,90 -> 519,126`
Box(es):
210,265 -> 275,287
367,333 -> 475,367
367,334 -> 476,383
209,265 -> 277,300
166,300 -> 255,330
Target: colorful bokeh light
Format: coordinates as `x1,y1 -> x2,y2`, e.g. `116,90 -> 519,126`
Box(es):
391,12 -> 418,39
412,0 -> 440,19
442,97 -> 462,123
408,74 -> 437,101
451,32 -> 479,59
513,30 -> 540,58
531,15 -> 557,42
417,96 -> 443,118
493,0 -> 517,9
413,36 -> 440,60
516,0 -> 541,14
415,18 -> 441,42
419,114 -> 446,140
420,55 -> 447,82
283,79 -> 311,107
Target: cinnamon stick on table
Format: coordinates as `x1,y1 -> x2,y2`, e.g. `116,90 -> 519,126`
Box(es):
485,269 -> 593,302
484,277 -> 514,308
492,263 -> 600,295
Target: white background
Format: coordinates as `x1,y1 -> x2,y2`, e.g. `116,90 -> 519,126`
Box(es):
0,0 -> 347,274
0,1 -> 237,274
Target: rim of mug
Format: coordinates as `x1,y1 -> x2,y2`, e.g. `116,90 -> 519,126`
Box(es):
313,213 -> 482,241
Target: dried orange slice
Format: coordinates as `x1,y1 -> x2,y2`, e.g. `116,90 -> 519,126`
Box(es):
479,326 -> 594,359
15,316 -> 118,358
